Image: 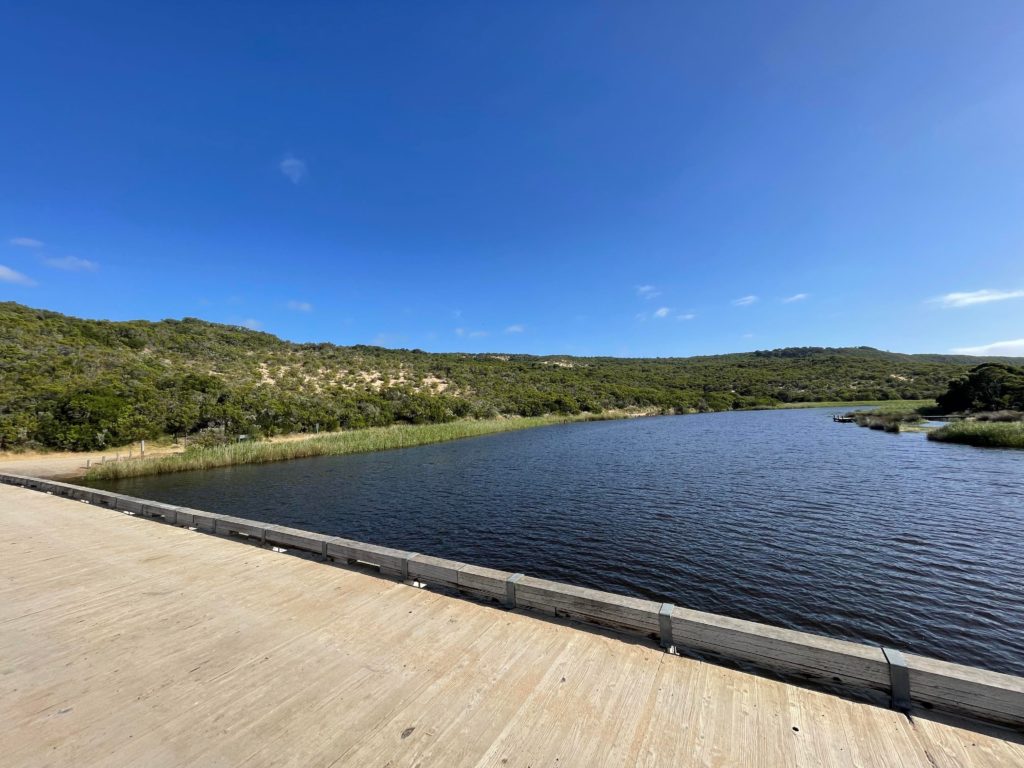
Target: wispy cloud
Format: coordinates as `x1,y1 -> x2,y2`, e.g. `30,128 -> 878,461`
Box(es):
636,285 -> 661,300
279,154 -> 307,184
43,255 -> 98,272
240,318 -> 263,330
732,295 -> 758,306
455,327 -> 488,338
505,324 -> 525,333
676,313 -> 696,321
782,293 -> 808,303
0,265 -> 36,285
931,289 -> 1024,308
951,339 -> 1024,356
9,237 -> 43,248
654,307 -> 671,318
286,300 -> 313,312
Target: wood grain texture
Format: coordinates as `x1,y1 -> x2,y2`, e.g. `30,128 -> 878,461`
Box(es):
907,653 -> 1024,726
2,483 -> 1022,767
671,605 -> 892,690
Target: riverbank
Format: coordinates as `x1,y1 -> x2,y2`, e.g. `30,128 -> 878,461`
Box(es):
0,430 -> 370,481
840,403 -> 1024,448
83,413 -> 629,481
3,400 -> 944,482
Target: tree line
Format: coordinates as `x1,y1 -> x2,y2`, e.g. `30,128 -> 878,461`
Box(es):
2,302 -> 1020,451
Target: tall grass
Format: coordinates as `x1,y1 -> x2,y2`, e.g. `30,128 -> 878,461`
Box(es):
928,421 -> 1024,449
85,414 -> 622,480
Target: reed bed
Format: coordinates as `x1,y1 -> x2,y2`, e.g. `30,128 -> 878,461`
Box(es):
85,414 -> 621,480
928,420 -> 1024,449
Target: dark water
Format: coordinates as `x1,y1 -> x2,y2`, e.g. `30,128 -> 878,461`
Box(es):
92,409 -> 1024,675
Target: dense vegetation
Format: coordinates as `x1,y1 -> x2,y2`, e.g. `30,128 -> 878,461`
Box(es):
922,363 -> 1024,449
936,363 -> 1024,413
842,363 -> 1024,447
3,302 -> 1021,452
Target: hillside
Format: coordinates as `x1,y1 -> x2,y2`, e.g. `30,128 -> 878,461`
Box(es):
2,302 -> 1019,451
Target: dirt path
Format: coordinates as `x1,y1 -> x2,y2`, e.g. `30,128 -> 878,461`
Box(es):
0,446 -> 183,480
0,431 -> 343,480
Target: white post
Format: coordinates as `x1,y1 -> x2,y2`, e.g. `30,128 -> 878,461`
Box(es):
140,440 -> 145,458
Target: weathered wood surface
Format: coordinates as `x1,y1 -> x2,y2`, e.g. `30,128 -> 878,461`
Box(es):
670,605 -> 892,691
2,483 -> 1022,767
1,472 -> 1023,732
907,653 -> 1024,725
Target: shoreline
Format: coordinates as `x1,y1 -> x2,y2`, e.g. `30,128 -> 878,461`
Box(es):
81,412 -> 637,481
1,399 -> 937,482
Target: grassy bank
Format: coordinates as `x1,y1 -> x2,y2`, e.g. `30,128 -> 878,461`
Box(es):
928,420 -> 1024,449
84,413 -> 624,480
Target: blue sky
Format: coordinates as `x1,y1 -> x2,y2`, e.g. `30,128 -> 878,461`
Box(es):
2,2 -> 1023,357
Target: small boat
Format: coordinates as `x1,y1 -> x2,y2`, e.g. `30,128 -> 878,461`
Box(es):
832,415 -> 855,423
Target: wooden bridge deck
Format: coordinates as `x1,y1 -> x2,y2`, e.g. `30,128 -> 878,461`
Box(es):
1,484 -> 1021,767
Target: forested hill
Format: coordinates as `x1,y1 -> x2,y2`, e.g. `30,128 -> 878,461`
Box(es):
2,302 -> 1020,451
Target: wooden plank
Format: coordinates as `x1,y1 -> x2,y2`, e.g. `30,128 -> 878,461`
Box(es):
263,525 -> 331,554
407,554 -> 465,588
515,576 -> 662,634
670,605 -> 891,690
137,501 -> 179,523
189,509 -> 223,533
214,514 -> 266,540
326,537 -> 408,574
456,563 -> 511,601
906,653 -> 1024,727
112,496 -> 145,514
